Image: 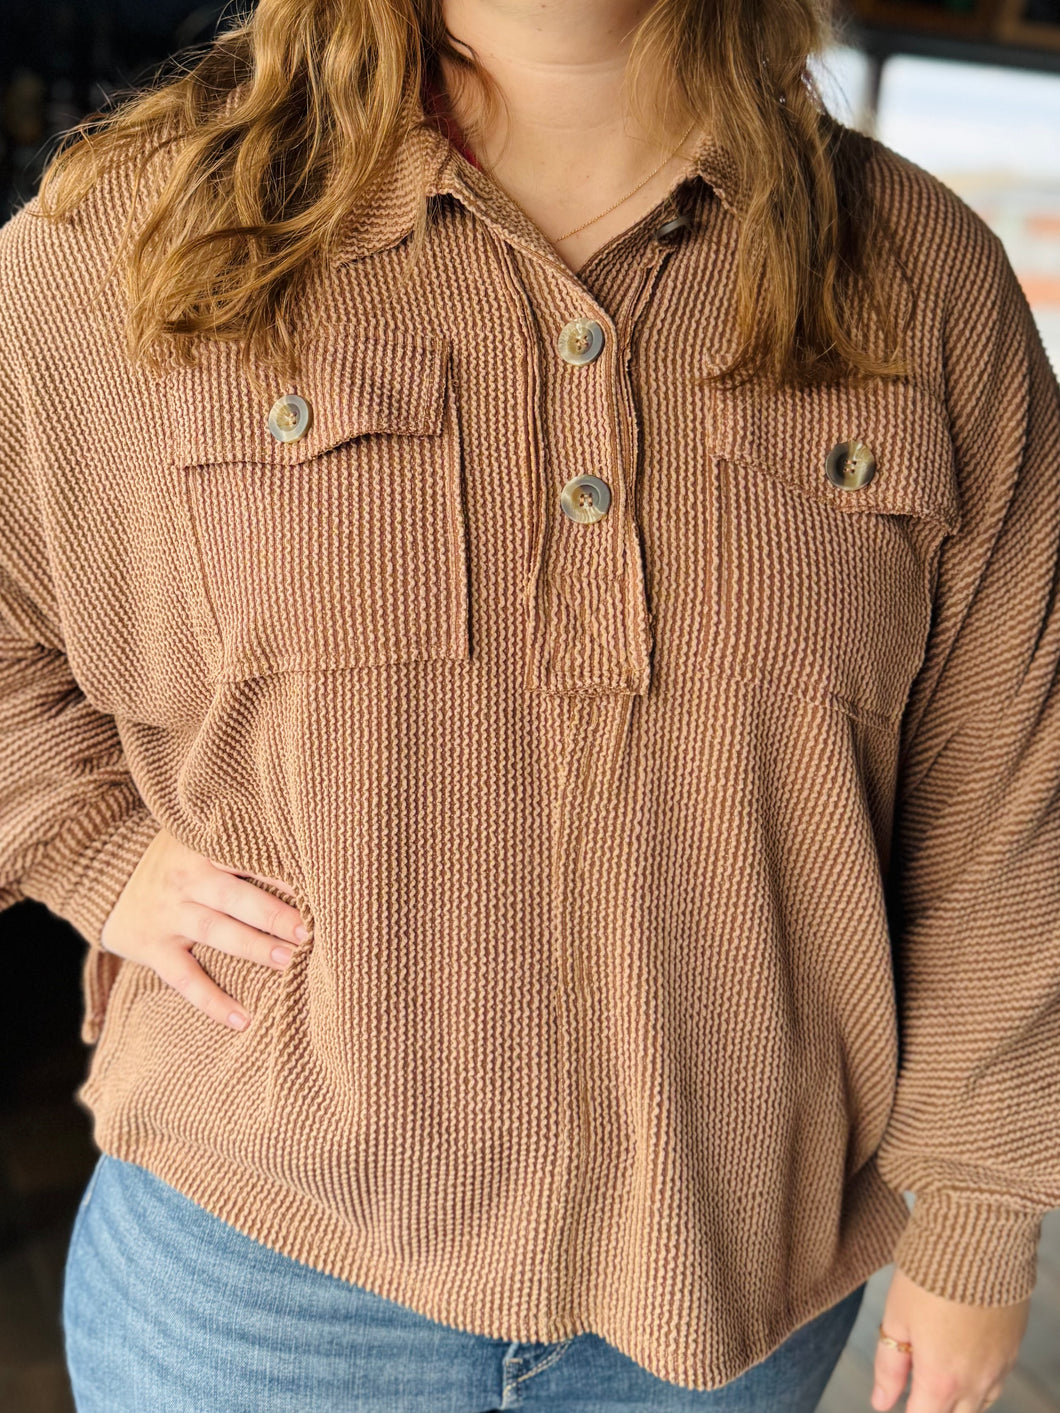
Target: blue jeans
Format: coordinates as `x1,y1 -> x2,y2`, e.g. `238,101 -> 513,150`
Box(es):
62,1153 -> 867,1411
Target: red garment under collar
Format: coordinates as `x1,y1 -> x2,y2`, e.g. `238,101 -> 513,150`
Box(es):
420,66 -> 482,170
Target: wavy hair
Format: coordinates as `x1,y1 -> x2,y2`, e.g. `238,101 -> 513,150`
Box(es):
33,0 -> 910,391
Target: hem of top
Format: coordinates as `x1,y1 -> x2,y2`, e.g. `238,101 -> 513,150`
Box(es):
85,1114 -> 910,1393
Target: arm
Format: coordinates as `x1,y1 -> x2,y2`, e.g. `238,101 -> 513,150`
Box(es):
877,222 -> 1060,1307
0,214 -> 162,999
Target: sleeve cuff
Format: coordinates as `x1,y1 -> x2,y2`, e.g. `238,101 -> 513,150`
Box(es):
892,1191 -> 1042,1305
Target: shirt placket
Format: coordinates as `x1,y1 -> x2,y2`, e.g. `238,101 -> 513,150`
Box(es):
428,158 -> 689,1319
494,226 -> 683,1316
517,248 -> 670,699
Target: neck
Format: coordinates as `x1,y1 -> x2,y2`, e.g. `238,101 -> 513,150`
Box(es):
438,0 -> 687,179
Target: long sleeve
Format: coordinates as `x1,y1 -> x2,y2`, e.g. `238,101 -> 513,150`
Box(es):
876,222 -> 1060,1306
0,224 -> 161,975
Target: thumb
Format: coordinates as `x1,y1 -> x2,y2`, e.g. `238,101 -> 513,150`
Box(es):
871,1330 -> 912,1410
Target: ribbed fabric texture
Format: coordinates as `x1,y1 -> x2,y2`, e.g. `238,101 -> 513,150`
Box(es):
0,83 -> 1058,1392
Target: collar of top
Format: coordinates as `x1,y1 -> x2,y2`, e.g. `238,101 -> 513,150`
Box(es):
327,67 -> 744,269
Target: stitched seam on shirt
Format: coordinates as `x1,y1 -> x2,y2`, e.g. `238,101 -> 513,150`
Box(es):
178,469 -> 225,649
702,665 -> 902,730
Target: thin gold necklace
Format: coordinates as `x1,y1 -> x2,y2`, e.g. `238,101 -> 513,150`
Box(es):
476,121 -> 698,244
556,124 -> 698,243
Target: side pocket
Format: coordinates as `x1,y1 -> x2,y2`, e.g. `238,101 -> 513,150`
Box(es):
265,923 -> 316,1114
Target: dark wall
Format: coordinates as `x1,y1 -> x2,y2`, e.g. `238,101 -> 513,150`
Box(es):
0,2 -> 227,220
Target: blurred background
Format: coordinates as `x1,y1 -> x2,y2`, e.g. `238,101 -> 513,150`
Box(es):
0,2 -> 1058,1410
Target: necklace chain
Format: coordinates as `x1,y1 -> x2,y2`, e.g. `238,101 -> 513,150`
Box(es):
552,122 -> 697,242
477,121 -> 698,245
433,69 -> 699,248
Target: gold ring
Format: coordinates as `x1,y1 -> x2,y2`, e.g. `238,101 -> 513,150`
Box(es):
878,1324 -> 913,1355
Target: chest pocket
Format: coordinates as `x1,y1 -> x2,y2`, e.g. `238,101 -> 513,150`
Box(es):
697,378 -> 960,727
166,330 -> 469,682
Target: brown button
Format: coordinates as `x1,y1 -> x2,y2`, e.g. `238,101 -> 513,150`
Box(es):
560,474 -> 611,522
825,440 -> 876,490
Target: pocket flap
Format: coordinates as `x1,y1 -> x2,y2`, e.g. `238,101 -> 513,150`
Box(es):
705,377 -> 960,535
166,330 -> 449,469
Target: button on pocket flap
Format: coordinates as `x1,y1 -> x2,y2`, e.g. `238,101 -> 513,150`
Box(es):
706,377 -> 960,535
165,326 -> 468,677
166,330 -> 449,469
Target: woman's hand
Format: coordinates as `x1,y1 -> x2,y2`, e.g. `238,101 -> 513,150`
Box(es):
872,1266 -> 1030,1413
99,827 -> 308,1032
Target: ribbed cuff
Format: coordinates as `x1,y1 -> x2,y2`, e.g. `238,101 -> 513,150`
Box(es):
891,1191 -> 1042,1305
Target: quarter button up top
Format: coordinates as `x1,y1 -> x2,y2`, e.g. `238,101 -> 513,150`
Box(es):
1,84 -> 1059,1394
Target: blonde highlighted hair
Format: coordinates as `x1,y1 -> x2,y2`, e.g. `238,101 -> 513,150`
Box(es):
34,0 -> 910,390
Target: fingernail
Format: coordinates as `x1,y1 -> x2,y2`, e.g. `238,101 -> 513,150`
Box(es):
271,946 -> 294,966
295,925 -> 308,942
228,1011 -> 249,1030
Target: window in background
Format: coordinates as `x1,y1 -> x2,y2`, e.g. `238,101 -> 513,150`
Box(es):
877,56 -> 1060,371
810,44 -> 876,129
811,46 -> 1060,373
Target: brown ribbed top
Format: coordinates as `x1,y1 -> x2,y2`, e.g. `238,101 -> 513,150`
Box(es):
1,87 -> 1059,1392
